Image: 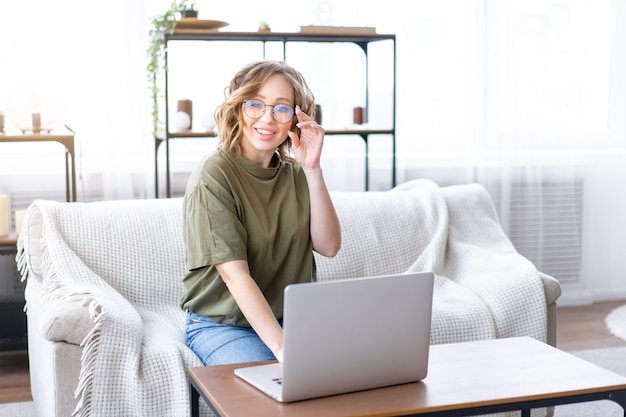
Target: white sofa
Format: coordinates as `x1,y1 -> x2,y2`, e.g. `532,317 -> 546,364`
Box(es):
17,179 -> 561,417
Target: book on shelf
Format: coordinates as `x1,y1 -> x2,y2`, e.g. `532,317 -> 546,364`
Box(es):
299,25 -> 377,34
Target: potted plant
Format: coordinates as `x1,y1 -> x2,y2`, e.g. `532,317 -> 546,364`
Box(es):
146,0 -> 198,135
258,21 -> 271,32
179,0 -> 198,18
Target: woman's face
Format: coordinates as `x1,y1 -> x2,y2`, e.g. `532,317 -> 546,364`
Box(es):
241,74 -> 295,167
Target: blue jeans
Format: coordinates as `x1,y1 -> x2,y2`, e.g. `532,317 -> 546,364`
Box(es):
185,311 -> 278,365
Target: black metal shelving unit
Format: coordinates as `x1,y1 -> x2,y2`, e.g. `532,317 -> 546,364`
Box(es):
155,29 -> 396,197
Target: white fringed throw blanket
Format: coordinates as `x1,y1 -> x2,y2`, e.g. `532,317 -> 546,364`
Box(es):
17,198 -> 203,417
16,179 -> 547,417
315,179 -> 547,345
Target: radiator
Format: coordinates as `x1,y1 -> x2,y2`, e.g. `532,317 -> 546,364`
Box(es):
489,178 -> 585,287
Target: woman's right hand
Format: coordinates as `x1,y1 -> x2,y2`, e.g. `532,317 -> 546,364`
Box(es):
275,345 -> 284,363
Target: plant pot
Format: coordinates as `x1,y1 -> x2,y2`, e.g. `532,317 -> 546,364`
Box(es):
180,9 -> 198,18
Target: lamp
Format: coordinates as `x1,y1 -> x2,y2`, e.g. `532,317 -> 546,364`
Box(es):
5,79 -> 65,134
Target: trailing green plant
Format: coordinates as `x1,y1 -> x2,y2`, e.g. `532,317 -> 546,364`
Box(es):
147,0 -> 197,135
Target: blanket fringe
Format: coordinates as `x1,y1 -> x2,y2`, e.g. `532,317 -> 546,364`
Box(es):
35,221 -> 101,417
15,233 -> 30,313
72,305 -> 102,417
15,237 -> 29,283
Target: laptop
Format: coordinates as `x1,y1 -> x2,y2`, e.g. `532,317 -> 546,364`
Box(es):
234,271 -> 435,402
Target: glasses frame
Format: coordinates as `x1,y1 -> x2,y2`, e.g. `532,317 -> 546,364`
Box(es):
242,99 -> 295,124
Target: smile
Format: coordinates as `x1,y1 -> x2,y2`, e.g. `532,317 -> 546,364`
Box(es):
256,128 -> 275,135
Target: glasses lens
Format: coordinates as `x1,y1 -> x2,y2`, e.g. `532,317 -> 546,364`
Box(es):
243,99 -> 264,119
273,104 -> 294,124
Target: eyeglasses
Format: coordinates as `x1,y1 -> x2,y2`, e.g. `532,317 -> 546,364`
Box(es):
242,99 -> 295,124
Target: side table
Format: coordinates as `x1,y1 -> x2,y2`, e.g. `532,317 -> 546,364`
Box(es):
0,133 -> 77,202
0,231 -> 27,350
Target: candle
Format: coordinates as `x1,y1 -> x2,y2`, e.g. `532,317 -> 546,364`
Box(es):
353,106 -> 364,125
15,209 -> 27,236
32,112 -> 42,133
0,194 -> 8,237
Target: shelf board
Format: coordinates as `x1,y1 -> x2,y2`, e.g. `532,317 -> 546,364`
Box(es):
0,231 -> 18,245
325,128 -> 394,135
156,129 -> 393,141
167,30 -> 395,44
156,131 -> 217,140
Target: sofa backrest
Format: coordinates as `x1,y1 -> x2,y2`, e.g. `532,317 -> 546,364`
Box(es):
22,197 -> 187,308
316,183 -> 448,281
21,179 -> 448,309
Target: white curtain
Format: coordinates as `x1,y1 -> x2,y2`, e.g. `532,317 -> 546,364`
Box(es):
308,0 -> 624,299
473,1 -> 615,291
1,0 -> 624,302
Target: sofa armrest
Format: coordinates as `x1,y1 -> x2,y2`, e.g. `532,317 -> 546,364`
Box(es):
40,297 -> 94,346
25,268 -> 136,346
539,271 -> 562,306
539,271 -> 561,348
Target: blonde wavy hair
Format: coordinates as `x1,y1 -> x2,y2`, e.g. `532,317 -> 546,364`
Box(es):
214,60 -> 317,163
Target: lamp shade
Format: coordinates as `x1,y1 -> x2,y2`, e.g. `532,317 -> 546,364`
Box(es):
5,79 -> 65,133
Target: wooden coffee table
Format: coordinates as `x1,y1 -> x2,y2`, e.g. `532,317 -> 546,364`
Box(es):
188,336 -> 626,417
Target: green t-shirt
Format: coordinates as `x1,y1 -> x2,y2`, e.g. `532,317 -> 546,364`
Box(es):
180,150 -> 315,326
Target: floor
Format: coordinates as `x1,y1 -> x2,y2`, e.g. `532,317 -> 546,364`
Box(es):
0,347 -> 30,403
555,299 -> 626,351
1,299 -> 625,404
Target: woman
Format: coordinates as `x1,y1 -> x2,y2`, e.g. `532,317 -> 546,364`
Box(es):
181,60 -> 341,365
